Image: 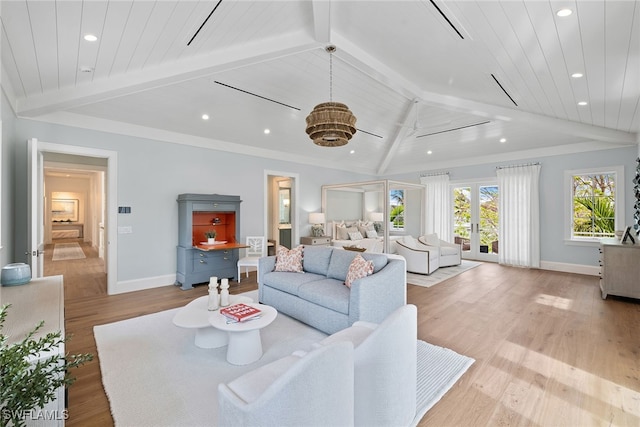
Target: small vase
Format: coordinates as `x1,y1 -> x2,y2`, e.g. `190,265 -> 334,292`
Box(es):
207,237 -> 215,245
220,278 -> 230,307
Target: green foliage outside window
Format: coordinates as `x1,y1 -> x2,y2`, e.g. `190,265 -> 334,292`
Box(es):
572,174 -> 615,238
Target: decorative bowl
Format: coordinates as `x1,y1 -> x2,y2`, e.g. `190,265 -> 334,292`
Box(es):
1,263 -> 32,286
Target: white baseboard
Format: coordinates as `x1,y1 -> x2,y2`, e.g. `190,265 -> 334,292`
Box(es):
540,261 -> 599,276
111,274 -> 177,295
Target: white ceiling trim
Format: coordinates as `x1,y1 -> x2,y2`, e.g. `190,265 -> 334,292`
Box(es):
377,99 -> 417,175
15,30 -> 321,118
31,111 -> 377,176
311,0 -> 332,43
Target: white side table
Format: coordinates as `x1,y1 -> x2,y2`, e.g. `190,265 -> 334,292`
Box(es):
173,294 -> 252,348
209,303 -> 277,365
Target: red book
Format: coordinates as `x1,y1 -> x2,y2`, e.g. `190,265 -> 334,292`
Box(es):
220,303 -> 262,322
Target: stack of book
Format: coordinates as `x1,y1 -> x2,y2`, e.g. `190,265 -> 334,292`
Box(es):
220,303 -> 262,323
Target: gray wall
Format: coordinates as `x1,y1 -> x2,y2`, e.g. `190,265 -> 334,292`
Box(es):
387,145 -> 639,269
3,98 -> 373,289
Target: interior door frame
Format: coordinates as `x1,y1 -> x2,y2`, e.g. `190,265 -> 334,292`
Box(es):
29,138 -> 118,294
452,179 -> 499,263
264,170 -> 299,248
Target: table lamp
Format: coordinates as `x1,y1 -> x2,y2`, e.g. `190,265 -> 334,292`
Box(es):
309,212 -> 326,237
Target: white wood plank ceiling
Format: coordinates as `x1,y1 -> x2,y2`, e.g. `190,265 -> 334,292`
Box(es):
1,0 -> 638,175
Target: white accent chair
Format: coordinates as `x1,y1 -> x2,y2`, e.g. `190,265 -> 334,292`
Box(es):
395,235 -> 439,274
419,233 -> 462,267
217,341 -> 354,427
237,236 -> 266,283
315,304 -> 417,427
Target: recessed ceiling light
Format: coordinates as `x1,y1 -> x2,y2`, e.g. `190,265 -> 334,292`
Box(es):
571,72 -> 583,78
556,8 -> 572,17
350,150 -> 355,154
202,114 -> 209,120
578,101 -> 588,106
264,129 -> 271,135
427,150 -> 433,155
84,34 -> 98,42
500,138 -> 507,143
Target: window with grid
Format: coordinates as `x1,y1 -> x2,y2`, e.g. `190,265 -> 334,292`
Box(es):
567,167 -> 623,241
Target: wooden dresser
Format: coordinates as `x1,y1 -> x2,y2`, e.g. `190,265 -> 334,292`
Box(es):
599,238 -> 640,300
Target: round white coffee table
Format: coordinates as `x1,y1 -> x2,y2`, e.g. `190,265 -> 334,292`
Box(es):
172,294 -> 252,348
209,303 -> 277,365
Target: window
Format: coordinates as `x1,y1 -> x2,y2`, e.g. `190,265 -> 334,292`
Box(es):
565,166 -> 624,243
390,189 -> 404,231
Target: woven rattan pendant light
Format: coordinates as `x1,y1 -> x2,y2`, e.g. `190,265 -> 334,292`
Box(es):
305,46 -> 357,147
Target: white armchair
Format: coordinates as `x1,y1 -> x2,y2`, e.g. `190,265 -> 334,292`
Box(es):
315,304 -> 418,427
395,235 -> 439,274
218,341 -> 354,427
419,233 -> 462,267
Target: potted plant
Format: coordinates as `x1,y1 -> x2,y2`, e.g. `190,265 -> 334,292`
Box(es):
0,304 -> 93,427
205,230 -> 217,244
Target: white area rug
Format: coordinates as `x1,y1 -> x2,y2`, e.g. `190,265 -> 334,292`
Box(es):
51,242 -> 85,261
94,290 -> 474,426
407,260 -> 481,288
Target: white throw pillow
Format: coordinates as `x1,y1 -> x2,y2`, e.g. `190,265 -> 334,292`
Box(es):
402,235 -> 418,249
348,231 -> 364,241
419,233 -> 440,247
366,230 -> 378,238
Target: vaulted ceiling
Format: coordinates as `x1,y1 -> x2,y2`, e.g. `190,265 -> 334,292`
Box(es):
2,0 -> 638,175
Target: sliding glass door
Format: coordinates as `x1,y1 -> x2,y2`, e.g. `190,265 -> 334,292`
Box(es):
453,182 -> 499,262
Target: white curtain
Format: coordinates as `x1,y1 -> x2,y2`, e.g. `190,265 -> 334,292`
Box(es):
420,174 -> 452,242
497,164 -> 541,268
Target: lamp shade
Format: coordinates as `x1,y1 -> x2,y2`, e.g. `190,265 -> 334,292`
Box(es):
309,213 -> 326,224
369,212 -> 384,222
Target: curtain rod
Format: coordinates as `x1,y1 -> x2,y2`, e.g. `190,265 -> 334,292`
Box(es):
419,171 -> 449,177
496,162 -> 540,170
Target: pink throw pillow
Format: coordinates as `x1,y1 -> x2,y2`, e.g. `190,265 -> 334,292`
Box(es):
345,254 -> 374,288
274,245 -> 304,272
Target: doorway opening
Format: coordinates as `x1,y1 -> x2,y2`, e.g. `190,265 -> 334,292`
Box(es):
29,139 -> 118,294
265,171 -> 299,251
453,181 -> 499,262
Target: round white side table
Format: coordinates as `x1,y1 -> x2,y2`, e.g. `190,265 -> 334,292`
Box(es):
173,294 -> 252,348
209,303 -> 277,365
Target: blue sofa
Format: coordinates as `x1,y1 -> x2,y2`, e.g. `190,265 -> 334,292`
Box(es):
258,246 -> 406,334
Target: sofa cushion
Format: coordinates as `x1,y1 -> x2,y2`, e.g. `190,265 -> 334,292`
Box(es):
298,279 -> 351,314
361,253 -> 388,274
440,246 -> 459,256
274,245 -> 304,272
345,254 -> 374,288
327,249 -> 359,281
262,271 -> 326,296
302,246 -> 333,276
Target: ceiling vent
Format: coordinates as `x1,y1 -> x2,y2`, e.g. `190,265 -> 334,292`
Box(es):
491,74 -> 518,107
188,0 -> 223,46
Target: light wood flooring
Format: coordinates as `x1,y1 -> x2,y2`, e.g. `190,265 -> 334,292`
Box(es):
45,239 -> 640,426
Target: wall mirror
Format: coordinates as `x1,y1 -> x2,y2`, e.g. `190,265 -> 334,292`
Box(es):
278,188 -> 291,224
51,198 -> 79,222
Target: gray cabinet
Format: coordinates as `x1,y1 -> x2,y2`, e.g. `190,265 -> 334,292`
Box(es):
599,238 -> 640,300
176,194 -> 242,290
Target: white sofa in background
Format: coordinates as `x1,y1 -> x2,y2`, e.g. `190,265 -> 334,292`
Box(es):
395,236 -> 440,274
419,233 -> 462,267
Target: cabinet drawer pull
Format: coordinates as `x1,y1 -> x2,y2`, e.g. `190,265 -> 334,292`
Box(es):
199,253 -> 205,257
224,257 -> 229,260
199,260 -> 205,264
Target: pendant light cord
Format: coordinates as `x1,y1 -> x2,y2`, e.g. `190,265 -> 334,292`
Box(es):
329,52 -> 333,102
